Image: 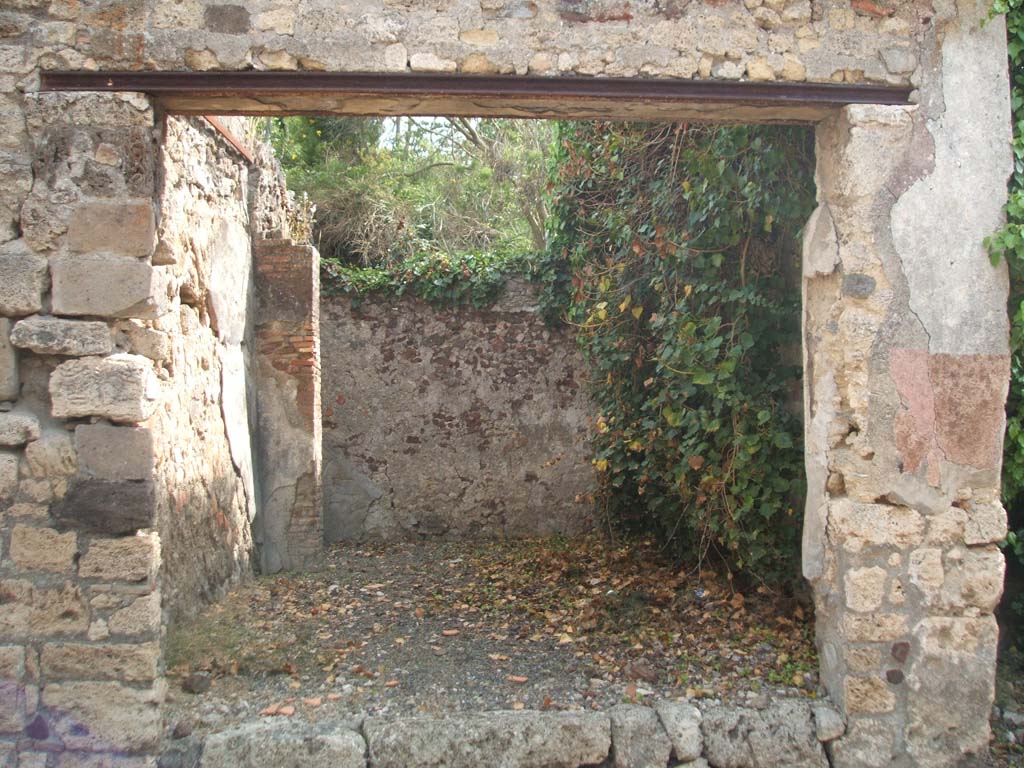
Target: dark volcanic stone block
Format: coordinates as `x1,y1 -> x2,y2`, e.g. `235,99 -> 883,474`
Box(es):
53,479 -> 156,534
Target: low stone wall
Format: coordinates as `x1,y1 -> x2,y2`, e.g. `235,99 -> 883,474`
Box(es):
320,283 -> 594,541
168,698 -> 843,768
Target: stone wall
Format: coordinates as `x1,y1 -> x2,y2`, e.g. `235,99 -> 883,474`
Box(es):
152,115 -> 257,618
800,4 -> 1012,765
0,92 -> 170,763
320,282 -> 594,541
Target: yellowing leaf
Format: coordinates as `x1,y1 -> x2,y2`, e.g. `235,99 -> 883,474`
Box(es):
618,296 -> 631,313
632,306 -> 644,319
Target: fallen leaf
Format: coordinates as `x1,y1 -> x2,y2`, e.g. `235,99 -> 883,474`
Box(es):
303,697 -> 322,707
327,693 -> 342,701
507,675 -> 529,684
278,705 -> 295,717
385,680 -> 400,688
441,629 -> 460,637
512,701 -> 525,710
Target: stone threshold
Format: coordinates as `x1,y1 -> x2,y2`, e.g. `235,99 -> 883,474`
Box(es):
161,697 -> 845,768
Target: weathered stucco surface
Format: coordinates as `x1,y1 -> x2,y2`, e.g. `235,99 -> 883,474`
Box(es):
320,283 -> 593,541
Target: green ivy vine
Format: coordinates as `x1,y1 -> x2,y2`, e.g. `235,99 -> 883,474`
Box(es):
542,122 -> 816,586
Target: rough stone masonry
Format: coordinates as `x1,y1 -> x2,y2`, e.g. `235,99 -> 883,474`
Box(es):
0,1 -> 1014,766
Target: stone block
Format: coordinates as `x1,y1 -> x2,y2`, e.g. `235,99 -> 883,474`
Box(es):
827,500 -> 924,553
50,255 -> 169,319
23,432 -> 76,479
0,318 -> 17,400
811,703 -> 845,743
906,617 -> 999,766
701,700 -> 828,768
41,681 -> 163,752
41,642 -> 159,683
49,354 -> 158,423
0,412 -> 39,446
9,525 -> 77,573
78,533 -> 159,583
0,240 -> 47,317
75,424 -> 153,481
53,479 -> 155,534
941,547 -> 1005,611
843,566 -> 887,612
0,579 -> 88,640
66,201 -> 156,258
364,711 -> 611,768
0,646 -> 26,680
842,613 -> 909,643
608,705 -> 671,768
11,315 -> 113,356
0,450 -> 18,499
0,680 -> 25,734
845,676 -> 897,714
655,701 -> 702,762
202,721 -> 366,768
107,593 -> 161,637
963,497 -> 1008,545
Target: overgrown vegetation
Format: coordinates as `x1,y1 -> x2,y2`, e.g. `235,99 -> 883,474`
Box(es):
543,123 -> 815,586
269,116 -> 552,306
989,0 -> 1024,632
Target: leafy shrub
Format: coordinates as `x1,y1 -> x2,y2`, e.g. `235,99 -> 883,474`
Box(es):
322,249 -> 539,309
543,122 -> 815,586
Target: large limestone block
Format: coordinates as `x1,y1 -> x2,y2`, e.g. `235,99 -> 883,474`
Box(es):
41,642 -> 160,683
50,255 -> 169,318
201,721 -> 366,768
9,525 -> 77,573
11,315 -> 113,356
67,200 -> 156,258
609,705 -> 672,768
0,579 -> 88,640
701,700 -> 828,768
77,533 -> 160,583
49,354 -> 157,423
655,701 -> 703,763
0,239 -> 47,316
42,681 -> 163,752
364,711 -> 611,768
75,424 -> 153,481
0,318 -> 17,400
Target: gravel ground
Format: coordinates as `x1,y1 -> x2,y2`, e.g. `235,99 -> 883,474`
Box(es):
164,537 -> 818,738
162,537 -> 1022,766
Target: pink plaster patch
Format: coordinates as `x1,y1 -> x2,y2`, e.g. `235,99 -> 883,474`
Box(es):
890,349 -> 1009,486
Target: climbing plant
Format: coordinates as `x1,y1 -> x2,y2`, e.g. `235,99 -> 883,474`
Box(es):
542,122 -> 816,585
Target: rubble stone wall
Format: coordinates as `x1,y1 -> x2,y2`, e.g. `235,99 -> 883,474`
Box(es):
320,284 -> 594,542
153,115 -> 257,620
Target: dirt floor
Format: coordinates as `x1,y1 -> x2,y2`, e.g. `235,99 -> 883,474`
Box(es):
162,535 -> 1024,766
164,536 -> 818,734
